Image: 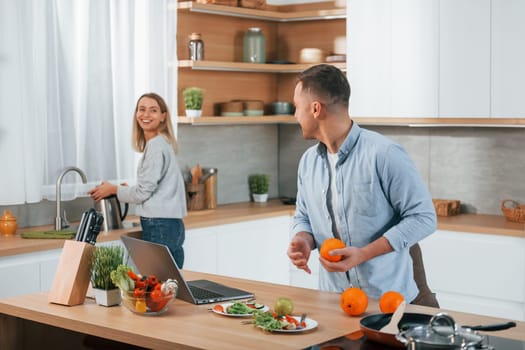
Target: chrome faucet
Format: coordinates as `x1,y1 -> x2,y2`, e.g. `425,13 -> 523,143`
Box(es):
55,166 -> 88,231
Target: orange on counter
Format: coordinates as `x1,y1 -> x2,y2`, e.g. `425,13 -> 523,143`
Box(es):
320,238 -> 346,262
340,287 -> 368,316
379,290 -> 404,314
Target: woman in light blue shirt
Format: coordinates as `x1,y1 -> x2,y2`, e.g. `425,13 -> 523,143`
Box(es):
287,65 -> 437,305
90,93 -> 187,268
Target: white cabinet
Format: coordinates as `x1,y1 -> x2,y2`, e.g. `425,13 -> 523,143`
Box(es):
349,0 -> 439,118
0,249 -> 62,298
349,0 -> 525,119
391,0 -> 439,117
439,0 -> 491,117
289,248 -> 319,290
183,226 -> 218,274
185,216 -> 292,286
419,230 -> 525,321
491,0 -> 525,117
348,0 -> 392,117
217,216 -> 291,285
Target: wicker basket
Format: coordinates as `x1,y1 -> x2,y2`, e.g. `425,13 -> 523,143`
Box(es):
432,199 -> 461,217
501,199 -> 525,223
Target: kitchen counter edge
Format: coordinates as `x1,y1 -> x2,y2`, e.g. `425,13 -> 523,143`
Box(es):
1,199 -> 522,258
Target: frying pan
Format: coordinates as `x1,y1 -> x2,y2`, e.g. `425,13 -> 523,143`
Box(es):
360,312 -> 431,348
359,312 -> 517,348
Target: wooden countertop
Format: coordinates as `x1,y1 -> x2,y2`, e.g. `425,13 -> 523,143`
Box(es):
436,213 -> 524,237
1,200 -> 523,258
1,270 -> 524,350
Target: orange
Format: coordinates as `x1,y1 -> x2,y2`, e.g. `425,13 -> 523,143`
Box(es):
340,287 -> 368,316
320,238 -> 346,262
379,290 -> 404,314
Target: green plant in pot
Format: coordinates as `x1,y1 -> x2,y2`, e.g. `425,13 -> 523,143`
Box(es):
91,245 -> 125,306
248,174 -> 270,202
182,87 -> 204,118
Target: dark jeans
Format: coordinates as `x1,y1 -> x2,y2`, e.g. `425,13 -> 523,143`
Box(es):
140,217 -> 185,269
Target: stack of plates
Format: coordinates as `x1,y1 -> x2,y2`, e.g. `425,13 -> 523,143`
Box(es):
220,100 -> 264,116
243,100 -> 264,116
220,101 -> 244,116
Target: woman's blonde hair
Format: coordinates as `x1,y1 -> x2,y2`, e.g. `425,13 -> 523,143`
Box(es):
131,92 -> 179,154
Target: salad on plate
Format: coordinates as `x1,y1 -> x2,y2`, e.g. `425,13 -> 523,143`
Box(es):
212,301 -> 268,317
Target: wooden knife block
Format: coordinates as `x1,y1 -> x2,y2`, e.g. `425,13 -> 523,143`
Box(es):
48,240 -> 95,306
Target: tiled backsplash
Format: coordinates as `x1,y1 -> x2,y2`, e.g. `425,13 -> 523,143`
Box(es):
4,123 -> 525,228
278,124 -> 525,215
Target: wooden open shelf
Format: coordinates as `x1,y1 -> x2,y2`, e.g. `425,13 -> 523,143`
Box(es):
177,60 -> 346,73
175,1 -> 346,22
178,115 -> 296,125
178,116 -> 525,127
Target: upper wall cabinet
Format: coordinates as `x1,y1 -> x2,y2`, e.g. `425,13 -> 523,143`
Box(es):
349,0 -> 439,118
491,0 -> 525,118
348,0 -> 392,117
349,0 -> 525,121
439,0 -> 491,117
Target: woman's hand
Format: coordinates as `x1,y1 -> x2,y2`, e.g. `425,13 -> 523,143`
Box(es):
88,181 -> 118,201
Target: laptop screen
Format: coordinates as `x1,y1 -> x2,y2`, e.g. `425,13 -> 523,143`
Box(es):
120,235 -> 254,304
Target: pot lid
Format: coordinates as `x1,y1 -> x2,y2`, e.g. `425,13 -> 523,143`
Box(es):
396,313 -> 485,348
0,210 -> 16,221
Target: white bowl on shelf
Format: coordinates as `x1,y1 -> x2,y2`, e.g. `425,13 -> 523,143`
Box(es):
299,48 -> 323,64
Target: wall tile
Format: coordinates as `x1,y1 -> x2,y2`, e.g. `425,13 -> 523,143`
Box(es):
177,124 -> 279,204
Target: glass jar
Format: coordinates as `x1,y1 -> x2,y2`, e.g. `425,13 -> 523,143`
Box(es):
243,28 -> 265,63
188,33 -> 204,61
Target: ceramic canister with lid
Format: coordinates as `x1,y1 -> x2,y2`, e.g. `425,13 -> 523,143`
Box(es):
243,28 -> 266,63
0,209 -> 18,236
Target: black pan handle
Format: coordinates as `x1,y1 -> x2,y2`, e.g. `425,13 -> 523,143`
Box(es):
466,321 -> 516,331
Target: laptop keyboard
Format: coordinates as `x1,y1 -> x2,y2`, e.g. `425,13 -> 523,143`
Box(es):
189,285 -> 223,300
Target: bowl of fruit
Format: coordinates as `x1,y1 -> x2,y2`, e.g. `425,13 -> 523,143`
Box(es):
111,265 -> 178,316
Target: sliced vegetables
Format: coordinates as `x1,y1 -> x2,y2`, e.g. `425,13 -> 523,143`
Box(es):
112,264 -> 178,313
253,311 -> 306,331
226,302 -> 258,315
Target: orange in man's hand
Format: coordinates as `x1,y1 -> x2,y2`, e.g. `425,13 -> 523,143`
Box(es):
320,238 -> 346,262
340,287 -> 368,316
379,290 -> 405,314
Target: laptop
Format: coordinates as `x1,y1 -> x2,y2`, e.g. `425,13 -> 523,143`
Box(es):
120,235 -> 254,305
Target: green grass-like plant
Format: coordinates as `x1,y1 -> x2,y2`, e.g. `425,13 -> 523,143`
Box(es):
249,174 -> 270,194
91,245 -> 125,290
183,87 -> 204,110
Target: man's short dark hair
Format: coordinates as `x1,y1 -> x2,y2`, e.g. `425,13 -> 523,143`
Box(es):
296,64 -> 350,108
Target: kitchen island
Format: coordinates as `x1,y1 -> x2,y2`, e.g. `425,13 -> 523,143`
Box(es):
1,270 -> 524,350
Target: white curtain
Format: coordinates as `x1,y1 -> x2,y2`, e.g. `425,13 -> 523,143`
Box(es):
0,0 -> 178,204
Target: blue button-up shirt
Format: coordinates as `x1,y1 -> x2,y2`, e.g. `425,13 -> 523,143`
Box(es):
292,123 -> 437,302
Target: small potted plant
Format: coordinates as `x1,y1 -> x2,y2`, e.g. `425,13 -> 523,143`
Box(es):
248,174 -> 270,203
182,87 -> 204,118
91,245 -> 125,306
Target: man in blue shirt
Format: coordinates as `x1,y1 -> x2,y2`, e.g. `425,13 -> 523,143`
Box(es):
287,64 -> 438,306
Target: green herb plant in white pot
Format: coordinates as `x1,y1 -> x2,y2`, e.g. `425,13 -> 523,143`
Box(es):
91,245 -> 125,307
249,174 -> 270,203
183,87 -> 204,118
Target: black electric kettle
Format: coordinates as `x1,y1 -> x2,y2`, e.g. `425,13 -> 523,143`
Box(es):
93,195 -> 128,231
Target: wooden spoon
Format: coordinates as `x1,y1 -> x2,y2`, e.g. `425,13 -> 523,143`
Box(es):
380,300 -> 406,334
